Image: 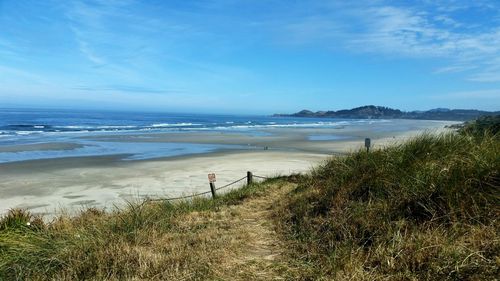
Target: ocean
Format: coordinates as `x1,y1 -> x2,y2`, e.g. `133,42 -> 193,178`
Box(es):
0,108 -> 393,163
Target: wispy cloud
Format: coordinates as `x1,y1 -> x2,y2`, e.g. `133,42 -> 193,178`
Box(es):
1,0 -> 499,112
265,1 -> 500,83
63,0 -> 197,66
75,37 -> 105,65
467,57 -> 500,82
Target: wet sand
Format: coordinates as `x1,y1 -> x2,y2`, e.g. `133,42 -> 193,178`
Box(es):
0,119 -> 458,218
0,142 -> 84,153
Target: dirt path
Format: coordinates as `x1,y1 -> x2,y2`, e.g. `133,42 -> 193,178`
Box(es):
209,182 -> 295,280
174,181 -> 297,280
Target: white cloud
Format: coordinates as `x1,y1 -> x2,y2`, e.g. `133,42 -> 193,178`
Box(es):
264,1 -> 500,83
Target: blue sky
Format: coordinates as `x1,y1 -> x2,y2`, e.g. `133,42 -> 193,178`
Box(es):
1,0 -> 499,114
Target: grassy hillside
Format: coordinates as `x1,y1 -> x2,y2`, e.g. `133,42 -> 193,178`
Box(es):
0,179 -> 290,280
274,132 -> 499,280
1,129 -> 498,280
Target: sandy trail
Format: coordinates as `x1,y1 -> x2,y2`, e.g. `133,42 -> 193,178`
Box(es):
169,180 -> 298,280
212,181 -> 296,280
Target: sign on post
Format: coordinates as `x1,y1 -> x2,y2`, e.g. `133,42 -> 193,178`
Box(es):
208,173 -> 217,199
208,173 -> 216,183
365,138 -> 371,152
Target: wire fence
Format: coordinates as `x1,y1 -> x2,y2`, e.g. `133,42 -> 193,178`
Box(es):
147,172 -> 269,202
215,176 -> 248,191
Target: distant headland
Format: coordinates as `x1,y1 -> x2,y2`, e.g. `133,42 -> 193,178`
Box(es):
274,105 -> 500,121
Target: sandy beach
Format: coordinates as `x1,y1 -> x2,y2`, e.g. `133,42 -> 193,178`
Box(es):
0,119 -> 458,218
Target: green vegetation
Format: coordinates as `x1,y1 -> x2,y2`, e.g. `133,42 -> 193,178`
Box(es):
1,128 -> 499,280
458,115 -> 500,136
274,132 -> 499,280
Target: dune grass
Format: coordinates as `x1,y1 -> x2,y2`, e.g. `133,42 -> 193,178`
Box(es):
0,177 -> 289,280
1,127 -> 498,280
273,132 -> 499,280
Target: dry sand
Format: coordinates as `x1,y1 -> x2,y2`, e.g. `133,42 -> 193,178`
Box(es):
0,151 -> 325,218
0,120 -> 458,218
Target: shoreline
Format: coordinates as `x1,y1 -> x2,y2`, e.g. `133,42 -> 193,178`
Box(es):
1,120 -> 459,165
0,150 -> 328,219
0,120 -> 459,218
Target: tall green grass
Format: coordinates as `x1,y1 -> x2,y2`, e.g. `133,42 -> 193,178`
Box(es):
275,133 -> 499,280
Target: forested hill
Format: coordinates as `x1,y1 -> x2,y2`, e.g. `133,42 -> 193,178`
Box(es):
274,105 -> 499,121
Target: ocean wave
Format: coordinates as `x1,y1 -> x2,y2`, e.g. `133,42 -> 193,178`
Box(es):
1,124 -> 52,130
16,131 -> 44,135
151,123 -> 202,128
352,119 -> 392,124
55,125 -> 137,130
59,125 -> 87,129
0,119 -> 392,137
202,121 -> 349,130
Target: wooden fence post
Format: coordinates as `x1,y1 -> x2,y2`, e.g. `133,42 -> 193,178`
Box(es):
247,171 -> 253,185
209,182 -> 216,199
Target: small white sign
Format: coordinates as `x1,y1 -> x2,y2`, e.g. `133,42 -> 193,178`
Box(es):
208,173 -> 216,183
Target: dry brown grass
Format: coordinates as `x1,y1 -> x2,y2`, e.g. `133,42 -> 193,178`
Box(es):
2,132 -> 498,280
0,178 -> 299,280
212,181 -> 299,280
